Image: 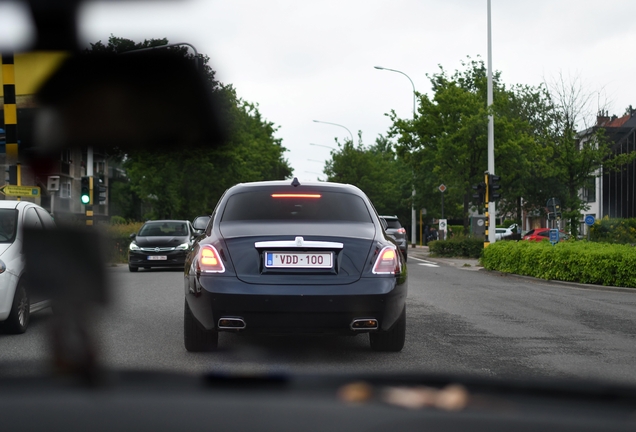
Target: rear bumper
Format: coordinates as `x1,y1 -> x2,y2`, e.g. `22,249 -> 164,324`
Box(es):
129,250 -> 187,268
186,276 -> 407,334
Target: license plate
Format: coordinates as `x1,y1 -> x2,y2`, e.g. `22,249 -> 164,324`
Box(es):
265,252 -> 332,268
147,256 -> 167,261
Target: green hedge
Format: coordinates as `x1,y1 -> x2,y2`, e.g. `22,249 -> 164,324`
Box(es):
100,221 -> 144,263
481,241 -> 636,288
589,217 -> 636,244
429,237 -> 483,259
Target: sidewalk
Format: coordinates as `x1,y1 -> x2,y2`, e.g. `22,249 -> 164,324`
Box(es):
407,245 -> 482,270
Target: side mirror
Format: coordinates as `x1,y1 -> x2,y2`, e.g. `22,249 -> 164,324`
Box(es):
129,233 -> 136,239
193,215 -> 211,232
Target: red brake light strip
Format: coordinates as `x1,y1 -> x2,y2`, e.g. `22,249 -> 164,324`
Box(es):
271,194 -> 321,198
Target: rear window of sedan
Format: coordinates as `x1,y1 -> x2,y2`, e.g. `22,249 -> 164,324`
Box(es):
384,219 -> 402,229
221,191 -> 372,223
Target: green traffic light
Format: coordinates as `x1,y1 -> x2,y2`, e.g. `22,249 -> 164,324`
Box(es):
81,195 -> 90,204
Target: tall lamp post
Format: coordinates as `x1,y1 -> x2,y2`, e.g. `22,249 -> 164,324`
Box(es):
374,65 -> 417,248
309,143 -> 336,151
312,120 -> 354,144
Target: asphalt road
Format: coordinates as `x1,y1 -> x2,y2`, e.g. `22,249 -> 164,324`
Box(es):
2,258 -> 636,384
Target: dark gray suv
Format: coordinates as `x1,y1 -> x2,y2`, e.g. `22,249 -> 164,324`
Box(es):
379,215 -> 407,261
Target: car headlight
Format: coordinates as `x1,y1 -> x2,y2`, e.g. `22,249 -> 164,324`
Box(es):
129,242 -> 140,251
176,242 -> 190,250
0,259 -> 5,274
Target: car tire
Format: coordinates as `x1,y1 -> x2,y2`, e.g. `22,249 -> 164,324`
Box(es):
128,265 -> 138,272
369,306 -> 405,352
3,283 -> 30,334
184,299 -> 218,352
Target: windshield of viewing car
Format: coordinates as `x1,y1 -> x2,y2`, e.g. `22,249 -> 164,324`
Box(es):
138,222 -> 188,237
0,209 -> 18,243
2,0 -> 636,402
221,191 -> 373,223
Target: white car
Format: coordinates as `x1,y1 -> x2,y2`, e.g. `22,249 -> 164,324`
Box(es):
495,224 -> 518,240
0,200 -> 55,334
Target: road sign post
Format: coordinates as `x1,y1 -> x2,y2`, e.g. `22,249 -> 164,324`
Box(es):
584,215 -> 595,241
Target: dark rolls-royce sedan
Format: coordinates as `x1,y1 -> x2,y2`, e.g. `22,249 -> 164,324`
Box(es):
184,179 -> 408,352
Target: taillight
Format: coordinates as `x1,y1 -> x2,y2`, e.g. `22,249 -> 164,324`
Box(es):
372,246 -> 400,275
199,245 -> 225,273
396,228 -> 406,234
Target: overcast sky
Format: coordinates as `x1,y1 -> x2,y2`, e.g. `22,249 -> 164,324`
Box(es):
58,1 -> 636,180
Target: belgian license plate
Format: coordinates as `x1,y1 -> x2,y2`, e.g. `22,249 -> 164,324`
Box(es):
265,252 -> 332,268
147,256 -> 167,261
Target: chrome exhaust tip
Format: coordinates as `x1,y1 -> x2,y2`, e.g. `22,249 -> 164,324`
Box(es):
350,318 -> 378,331
218,317 -> 246,330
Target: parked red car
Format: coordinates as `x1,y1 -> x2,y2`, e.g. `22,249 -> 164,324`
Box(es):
523,228 -> 569,242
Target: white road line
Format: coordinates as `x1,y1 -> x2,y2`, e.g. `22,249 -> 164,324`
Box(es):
410,257 -> 440,267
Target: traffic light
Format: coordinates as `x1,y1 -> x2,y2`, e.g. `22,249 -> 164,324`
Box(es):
488,174 -> 501,201
6,165 -> 17,185
546,197 -> 561,220
472,182 -> 486,204
97,179 -> 107,204
80,176 -> 91,205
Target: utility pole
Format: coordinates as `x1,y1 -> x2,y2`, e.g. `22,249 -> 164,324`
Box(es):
486,0 -> 496,245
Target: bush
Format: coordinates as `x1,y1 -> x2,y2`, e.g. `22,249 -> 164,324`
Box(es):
589,217 -> 636,244
100,221 -> 144,263
429,236 -> 483,259
448,225 -> 464,237
481,240 -> 636,288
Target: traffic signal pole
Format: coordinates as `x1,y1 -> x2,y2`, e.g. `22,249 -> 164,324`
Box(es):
85,147 -> 93,226
2,54 -> 20,200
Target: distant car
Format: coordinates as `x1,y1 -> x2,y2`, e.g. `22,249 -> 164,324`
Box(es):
495,227 -> 513,240
379,215 -> 408,261
128,220 -> 196,272
523,228 -> 569,242
0,200 -> 55,334
184,180 -> 408,352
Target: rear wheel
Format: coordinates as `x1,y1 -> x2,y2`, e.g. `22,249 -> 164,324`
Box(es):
369,306 -> 405,352
3,283 -> 30,334
184,299 -> 218,352
128,265 -> 138,272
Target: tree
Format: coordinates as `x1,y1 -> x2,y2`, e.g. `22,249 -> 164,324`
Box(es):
533,74 -> 634,237
390,58 -> 546,230
324,135 -> 412,224
86,36 -> 292,219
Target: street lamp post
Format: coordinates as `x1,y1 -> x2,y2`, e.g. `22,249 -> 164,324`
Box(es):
312,120 -> 354,144
374,65 -> 417,248
309,143 -> 336,151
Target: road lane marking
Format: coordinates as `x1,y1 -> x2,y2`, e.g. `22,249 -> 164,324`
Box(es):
410,257 -> 440,267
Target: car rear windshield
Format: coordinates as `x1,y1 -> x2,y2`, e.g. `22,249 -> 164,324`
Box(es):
384,219 -> 402,229
139,222 -> 188,236
221,191 -> 372,223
